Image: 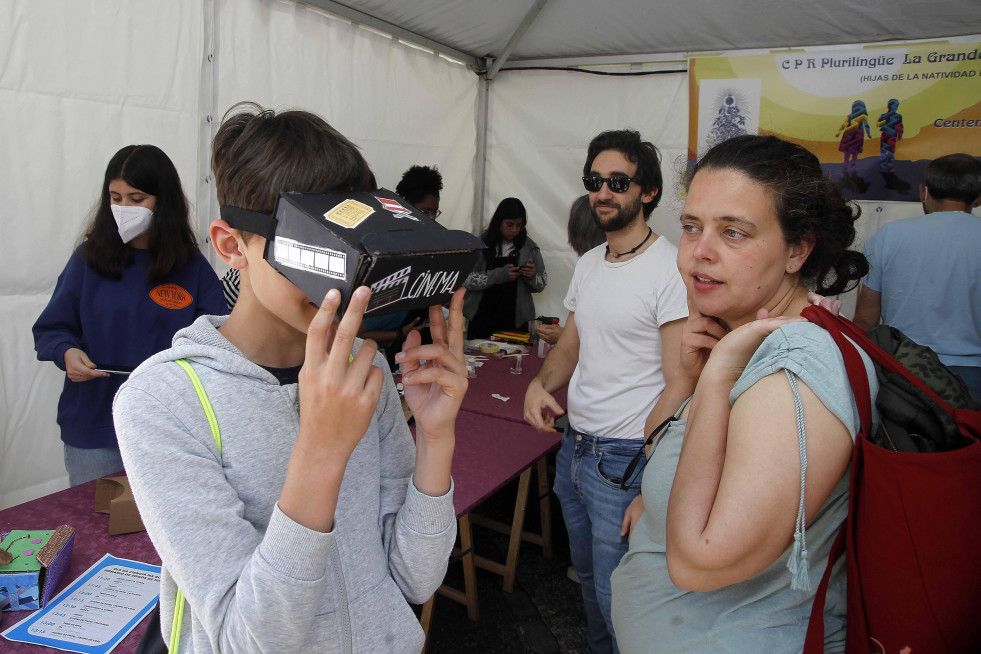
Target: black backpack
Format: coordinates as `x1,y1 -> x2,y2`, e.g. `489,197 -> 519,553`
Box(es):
863,323 -> 980,452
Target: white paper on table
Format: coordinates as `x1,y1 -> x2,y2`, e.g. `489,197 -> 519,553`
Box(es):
2,553 -> 161,654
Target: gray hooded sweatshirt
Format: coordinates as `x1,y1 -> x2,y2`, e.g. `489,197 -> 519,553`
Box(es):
113,315 -> 455,653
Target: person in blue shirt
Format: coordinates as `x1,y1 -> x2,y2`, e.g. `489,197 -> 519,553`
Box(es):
854,153 -> 981,399
33,144 -> 227,486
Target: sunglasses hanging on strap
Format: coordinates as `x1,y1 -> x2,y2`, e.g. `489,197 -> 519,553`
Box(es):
618,414 -> 678,491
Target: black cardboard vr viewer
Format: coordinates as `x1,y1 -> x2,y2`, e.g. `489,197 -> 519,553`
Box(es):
264,189 -> 483,316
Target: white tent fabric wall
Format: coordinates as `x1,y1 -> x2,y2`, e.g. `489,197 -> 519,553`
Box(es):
0,0 -> 477,509
1,0 -> 205,509
484,68 -> 693,324
213,0 -> 478,234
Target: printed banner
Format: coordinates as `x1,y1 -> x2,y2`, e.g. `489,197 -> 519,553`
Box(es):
688,39 -> 981,201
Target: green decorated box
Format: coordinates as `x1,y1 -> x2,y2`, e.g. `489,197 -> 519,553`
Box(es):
0,525 -> 74,611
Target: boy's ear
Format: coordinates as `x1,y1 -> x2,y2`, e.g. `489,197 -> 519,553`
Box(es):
210,220 -> 247,269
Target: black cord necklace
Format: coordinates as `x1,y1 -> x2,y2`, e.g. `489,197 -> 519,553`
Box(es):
606,227 -> 652,259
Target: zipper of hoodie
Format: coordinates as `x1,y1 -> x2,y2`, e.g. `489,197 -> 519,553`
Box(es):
329,538 -> 352,653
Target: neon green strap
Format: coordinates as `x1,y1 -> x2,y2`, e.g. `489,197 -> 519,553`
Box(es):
170,588 -> 186,649
174,359 -> 222,455
169,359 -> 223,652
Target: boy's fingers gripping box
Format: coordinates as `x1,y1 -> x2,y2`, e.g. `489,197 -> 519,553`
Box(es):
265,189 -> 484,316
0,525 -> 74,611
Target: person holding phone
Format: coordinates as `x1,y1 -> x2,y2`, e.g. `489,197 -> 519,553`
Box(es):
33,145 -> 226,486
463,197 -> 547,339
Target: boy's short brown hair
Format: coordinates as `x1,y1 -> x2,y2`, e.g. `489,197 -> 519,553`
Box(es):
212,102 -> 376,238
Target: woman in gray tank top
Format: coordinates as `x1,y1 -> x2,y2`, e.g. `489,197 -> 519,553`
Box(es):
611,135 -> 876,654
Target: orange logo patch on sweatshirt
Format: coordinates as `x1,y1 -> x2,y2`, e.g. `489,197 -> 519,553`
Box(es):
150,284 -> 193,310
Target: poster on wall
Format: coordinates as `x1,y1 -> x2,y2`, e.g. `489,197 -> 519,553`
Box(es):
688,38 -> 981,201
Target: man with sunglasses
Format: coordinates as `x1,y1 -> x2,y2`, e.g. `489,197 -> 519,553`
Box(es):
524,129 -> 688,654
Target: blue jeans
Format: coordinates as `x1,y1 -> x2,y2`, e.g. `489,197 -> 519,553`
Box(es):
63,443 -> 125,487
951,366 -> 981,404
554,427 -> 646,654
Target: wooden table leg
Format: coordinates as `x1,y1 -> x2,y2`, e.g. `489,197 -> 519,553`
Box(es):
502,467 -> 531,592
459,513 -> 479,621
435,513 -> 480,621
419,595 -> 434,654
536,456 -> 553,560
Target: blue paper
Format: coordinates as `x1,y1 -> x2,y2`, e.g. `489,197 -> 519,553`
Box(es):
2,554 -> 160,654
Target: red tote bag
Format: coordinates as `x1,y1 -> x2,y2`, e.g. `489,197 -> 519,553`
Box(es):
802,306 -> 981,654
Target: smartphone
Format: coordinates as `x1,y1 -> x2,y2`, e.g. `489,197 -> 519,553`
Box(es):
94,365 -> 134,375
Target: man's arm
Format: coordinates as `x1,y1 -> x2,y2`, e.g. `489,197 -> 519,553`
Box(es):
852,284 -> 882,332
523,311 -> 579,431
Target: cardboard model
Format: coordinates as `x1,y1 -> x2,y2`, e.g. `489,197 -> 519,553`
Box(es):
95,476 -> 146,535
0,525 -> 74,611
222,189 -> 483,316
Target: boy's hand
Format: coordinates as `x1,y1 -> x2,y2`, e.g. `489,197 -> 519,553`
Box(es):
298,287 -> 385,460
397,288 -> 468,441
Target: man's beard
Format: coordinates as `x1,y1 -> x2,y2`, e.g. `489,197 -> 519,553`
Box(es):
591,194 -> 643,233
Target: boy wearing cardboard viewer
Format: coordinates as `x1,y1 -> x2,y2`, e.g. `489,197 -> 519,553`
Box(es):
113,102 -> 466,653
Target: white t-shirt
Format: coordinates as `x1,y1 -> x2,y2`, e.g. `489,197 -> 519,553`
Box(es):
564,236 -> 688,440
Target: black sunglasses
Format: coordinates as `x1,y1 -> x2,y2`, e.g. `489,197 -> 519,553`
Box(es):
582,175 -> 639,194
618,415 -> 677,490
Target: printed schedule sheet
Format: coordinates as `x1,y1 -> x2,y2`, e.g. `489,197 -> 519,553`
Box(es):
3,554 -> 160,654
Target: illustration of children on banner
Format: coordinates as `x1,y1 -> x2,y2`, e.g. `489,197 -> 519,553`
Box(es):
877,98 -> 904,173
835,100 -> 871,174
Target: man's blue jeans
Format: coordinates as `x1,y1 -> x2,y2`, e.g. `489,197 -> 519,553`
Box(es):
554,427 -> 646,654
63,443 -> 124,487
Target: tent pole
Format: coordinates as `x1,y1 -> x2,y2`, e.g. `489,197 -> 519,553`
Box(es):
472,75 -> 490,236
197,0 -> 219,268
485,0 -> 549,80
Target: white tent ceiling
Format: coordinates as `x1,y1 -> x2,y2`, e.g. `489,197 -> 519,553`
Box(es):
310,0 -> 981,70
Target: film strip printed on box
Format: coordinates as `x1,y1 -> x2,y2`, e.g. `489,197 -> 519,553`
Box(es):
274,237 -> 348,281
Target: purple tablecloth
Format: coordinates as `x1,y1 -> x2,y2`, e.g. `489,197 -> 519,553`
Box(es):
423,411 -> 560,517
460,353 -> 568,424
0,481 -> 159,653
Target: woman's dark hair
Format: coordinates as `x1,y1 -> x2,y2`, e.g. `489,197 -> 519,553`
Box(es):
583,129 -> 662,218
481,197 -> 528,254
567,194 -> 604,256
396,165 -> 443,206
83,144 -> 197,285
212,102 -> 375,239
685,135 -> 868,295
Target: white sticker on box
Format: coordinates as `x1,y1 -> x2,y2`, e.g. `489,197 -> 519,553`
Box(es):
274,236 -> 347,280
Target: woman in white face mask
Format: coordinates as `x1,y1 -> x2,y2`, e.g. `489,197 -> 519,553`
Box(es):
33,145 -> 228,486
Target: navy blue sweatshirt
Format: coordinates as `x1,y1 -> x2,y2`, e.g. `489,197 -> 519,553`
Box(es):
33,245 -> 227,448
